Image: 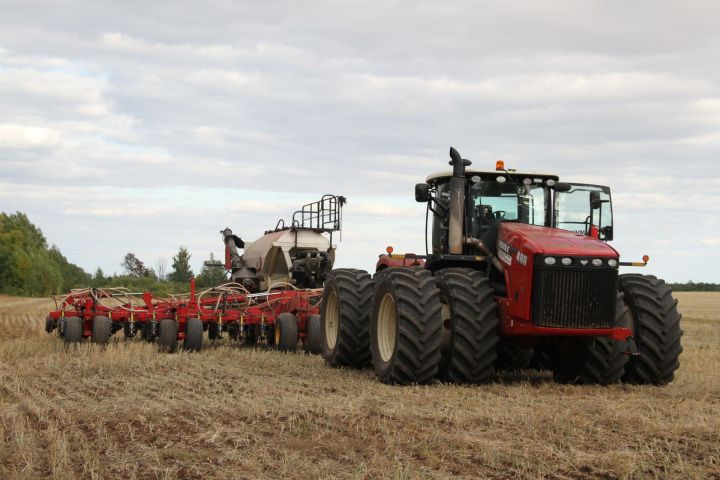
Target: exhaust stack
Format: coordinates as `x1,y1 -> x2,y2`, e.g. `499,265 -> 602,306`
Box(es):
448,147 -> 471,255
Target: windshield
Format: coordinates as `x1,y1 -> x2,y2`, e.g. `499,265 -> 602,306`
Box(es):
554,184 -> 612,239
468,180 -> 548,239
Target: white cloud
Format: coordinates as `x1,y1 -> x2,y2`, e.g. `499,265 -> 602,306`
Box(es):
0,124 -> 62,148
699,237 -> 720,247
0,1 -> 719,281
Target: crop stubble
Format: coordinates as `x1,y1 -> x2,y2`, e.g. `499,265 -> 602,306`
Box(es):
0,293 -> 718,479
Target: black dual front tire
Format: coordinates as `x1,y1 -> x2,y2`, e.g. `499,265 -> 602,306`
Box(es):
551,293 -> 630,385
321,269 -> 374,368
619,274 -> 683,385
370,268 -> 442,385
495,342 -> 534,371
435,268 -> 499,384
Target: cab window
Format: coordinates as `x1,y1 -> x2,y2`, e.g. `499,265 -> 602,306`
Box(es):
554,184 -> 612,239
468,180 -> 547,239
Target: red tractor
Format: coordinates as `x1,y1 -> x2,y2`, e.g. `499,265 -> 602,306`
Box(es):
320,147 -> 682,385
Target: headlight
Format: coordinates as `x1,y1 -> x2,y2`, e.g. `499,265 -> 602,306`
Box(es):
561,257 -> 572,266
592,258 -> 603,266
544,257 -> 556,266
608,259 -> 618,268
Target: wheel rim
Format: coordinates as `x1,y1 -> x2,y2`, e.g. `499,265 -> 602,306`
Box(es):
275,324 -> 281,345
325,291 -> 339,349
377,293 -> 397,363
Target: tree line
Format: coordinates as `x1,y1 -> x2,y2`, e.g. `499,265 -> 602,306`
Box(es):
0,211 -> 227,297
2,210 -> 719,297
667,282 -> 720,292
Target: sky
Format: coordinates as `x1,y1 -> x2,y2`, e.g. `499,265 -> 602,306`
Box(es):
0,0 -> 719,282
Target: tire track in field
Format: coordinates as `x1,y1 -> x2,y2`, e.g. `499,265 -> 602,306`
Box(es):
4,358 -> 150,477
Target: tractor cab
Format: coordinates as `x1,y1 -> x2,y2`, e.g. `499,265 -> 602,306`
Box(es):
419,162 -> 614,260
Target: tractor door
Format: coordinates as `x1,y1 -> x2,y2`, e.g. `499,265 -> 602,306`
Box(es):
554,184 -> 613,240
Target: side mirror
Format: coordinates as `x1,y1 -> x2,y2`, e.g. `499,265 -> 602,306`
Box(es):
554,182 -> 572,192
415,183 -> 431,202
590,191 -> 608,209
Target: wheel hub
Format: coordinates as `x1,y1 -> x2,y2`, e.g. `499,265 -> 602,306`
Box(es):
377,293 -> 397,363
325,291 -> 339,349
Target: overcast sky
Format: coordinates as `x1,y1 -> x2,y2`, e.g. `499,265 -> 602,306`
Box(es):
1,1 -> 719,282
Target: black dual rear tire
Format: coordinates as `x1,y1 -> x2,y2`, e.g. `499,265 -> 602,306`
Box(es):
370,268 -> 442,385
321,269 -> 373,368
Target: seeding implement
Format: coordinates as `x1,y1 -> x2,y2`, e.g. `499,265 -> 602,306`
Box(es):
46,195 -> 344,353
320,148 -> 682,386
45,281 -> 323,352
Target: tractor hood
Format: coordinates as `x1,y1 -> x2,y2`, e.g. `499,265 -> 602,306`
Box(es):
499,223 -> 618,258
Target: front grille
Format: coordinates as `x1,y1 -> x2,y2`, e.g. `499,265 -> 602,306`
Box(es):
532,266 -> 617,328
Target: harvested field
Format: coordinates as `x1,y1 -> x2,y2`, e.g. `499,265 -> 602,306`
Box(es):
0,292 -> 719,479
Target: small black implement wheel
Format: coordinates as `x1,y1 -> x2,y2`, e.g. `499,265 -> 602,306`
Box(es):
371,267 -> 442,385
304,314 -> 322,354
244,324 -> 259,346
435,268 -> 498,384
64,316 -> 83,344
619,274 -> 683,385
142,321 -> 157,342
208,321 -> 221,340
274,313 -> 299,352
552,293 -> 630,385
45,315 -> 55,333
57,317 -> 66,338
228,323 -> 240,341
321,269 -> 373,368
157,319 -> 178,352
123,320 -> 135,339
184,318 -> 204,352
265,325 -> 276,347
91,316 -> 112,344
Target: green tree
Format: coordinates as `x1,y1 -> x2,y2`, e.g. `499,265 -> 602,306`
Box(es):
122,252 -> 150,277
48,246 -> 90,291
0,211 -> 87,296
168,246 -> 193,283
